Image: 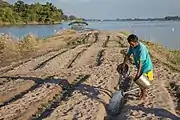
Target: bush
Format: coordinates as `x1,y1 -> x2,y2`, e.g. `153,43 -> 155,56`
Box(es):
0,34 -> 20,61
19,33 -> 38,53
0,33 -> 40,66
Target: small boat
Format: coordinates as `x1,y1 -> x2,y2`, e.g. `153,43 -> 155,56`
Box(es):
68,20 -> 88,30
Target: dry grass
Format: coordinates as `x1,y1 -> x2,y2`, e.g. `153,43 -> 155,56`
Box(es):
19,33 -> 38,52
0,29 -> 83,68
169,50 -> 180,65
0,34 -> 20,62
48,29 -> 77,41
141,39 -> 180,72
119,31 -> 132,36
0,33 -> 41,67
55,29 -> 76,36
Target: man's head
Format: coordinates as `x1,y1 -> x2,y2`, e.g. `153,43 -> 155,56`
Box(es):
127,34 -> 139,47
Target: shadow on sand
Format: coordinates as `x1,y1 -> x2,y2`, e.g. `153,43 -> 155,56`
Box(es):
0,75 -> 111,119
1,75 -> 179,120
79,76 -> 180,120
106,105 -> 180,120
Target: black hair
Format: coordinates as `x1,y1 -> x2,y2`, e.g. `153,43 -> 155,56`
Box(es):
127,34 -> 138,42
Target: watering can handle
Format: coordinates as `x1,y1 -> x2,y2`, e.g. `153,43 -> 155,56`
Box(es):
128,77 -> 135,90
123,87 -> 140,95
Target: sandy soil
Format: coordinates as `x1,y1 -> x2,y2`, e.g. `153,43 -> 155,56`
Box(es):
0,30 -> 179,120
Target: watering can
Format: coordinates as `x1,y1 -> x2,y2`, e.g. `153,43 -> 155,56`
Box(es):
107,63 -> 152,116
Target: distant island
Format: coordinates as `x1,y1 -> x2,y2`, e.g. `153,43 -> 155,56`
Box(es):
84,16 -> 180,22
0,0 -> 78,26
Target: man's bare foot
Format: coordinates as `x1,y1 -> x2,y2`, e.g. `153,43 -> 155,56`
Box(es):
175,107 -> 180,115
139,89 -> 147,100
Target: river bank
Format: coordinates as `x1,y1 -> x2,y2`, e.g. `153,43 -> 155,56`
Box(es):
0,29 -> 179,70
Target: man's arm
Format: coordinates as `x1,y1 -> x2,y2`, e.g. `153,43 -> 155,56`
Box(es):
135,60 -> 142,80
123,47 -> 132,66
122,53 -> 131,74
123,54 -> 130,65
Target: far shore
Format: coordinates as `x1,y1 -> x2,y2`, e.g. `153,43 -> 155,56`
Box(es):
2,19 -> 180,27
0,21 -> 63,27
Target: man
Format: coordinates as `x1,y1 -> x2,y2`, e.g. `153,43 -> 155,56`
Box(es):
122,34 -> 153,100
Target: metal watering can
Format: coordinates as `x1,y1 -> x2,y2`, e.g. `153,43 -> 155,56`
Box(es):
134,74 -> 151,89
107,63 -> 152,117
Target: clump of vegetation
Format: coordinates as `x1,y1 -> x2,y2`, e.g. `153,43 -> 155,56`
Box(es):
0,34 -> 20,62
67,34 -> 90,46
93,32 -> 99,43
19,33 -> 38,53
0,0 -> 77,25
96,49 -> 104,66
0,33 -> 41,67
169,50 -> 180,65
168,82 -> 180,115
102,36 -> 110,47
169,82 -> 180,92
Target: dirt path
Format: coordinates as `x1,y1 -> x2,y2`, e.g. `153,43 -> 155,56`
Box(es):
0,30 -> 179,120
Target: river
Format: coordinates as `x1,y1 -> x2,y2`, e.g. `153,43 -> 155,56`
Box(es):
0,21 -> 180,50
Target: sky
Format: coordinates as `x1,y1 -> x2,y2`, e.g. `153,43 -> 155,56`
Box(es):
7,0 -> 180,19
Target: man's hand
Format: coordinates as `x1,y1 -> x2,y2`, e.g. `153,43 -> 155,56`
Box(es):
134,73 -> 140,81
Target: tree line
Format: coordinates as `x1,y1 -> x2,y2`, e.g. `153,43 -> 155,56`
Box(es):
0,0 -> 77,25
